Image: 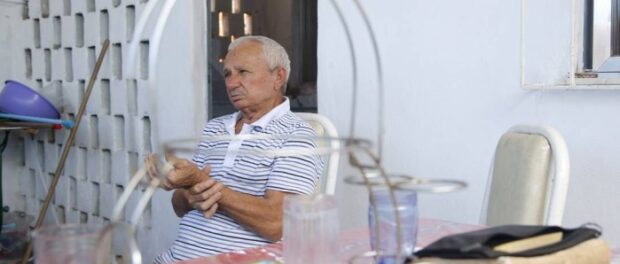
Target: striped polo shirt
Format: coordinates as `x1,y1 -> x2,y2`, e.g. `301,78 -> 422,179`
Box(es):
154,98 -> 324,263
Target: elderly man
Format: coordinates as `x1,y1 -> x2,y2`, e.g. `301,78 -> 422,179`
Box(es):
154,36 -> 324,263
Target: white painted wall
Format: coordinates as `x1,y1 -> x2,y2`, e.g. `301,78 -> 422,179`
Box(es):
318,0 -> 620,248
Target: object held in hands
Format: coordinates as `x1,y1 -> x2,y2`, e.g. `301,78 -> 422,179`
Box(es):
145,153 -> 210,190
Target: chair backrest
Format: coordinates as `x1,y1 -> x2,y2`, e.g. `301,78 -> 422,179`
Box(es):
481,124 -> 570,226
295,112 -> 340,195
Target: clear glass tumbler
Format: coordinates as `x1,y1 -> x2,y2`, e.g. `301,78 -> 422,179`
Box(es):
283,194 -> 340,264
368,188 -> 418,264
32,223 -> 102,264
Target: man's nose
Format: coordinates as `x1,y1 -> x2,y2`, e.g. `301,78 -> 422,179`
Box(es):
225,73 -> 240,88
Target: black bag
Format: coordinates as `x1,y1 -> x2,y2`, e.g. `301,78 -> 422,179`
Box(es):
414,224 -> 601,259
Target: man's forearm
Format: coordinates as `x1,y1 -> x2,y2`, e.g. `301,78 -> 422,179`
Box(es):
218,188 -> 288,242
172,189 -> 193,217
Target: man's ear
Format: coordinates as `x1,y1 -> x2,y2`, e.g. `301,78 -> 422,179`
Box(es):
273,67 -> 287,91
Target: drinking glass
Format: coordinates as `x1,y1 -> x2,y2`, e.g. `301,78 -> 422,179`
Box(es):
32,223 -> 102,264
368,188 -> 418,264
283,194 -> 340,264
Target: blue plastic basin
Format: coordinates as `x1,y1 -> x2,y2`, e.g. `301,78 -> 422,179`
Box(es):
0,80 -> 60,119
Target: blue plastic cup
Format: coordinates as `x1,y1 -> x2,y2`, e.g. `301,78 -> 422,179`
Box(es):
368,188 -> 418,264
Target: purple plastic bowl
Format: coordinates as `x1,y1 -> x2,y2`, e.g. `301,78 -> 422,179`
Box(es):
0,80 -> 60,119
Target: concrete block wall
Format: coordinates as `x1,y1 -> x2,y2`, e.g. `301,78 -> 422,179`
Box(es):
2,0 -> 208,261
10,0 -> 152,228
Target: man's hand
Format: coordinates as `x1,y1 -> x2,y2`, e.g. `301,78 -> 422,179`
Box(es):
184,178 -> 224,218
164,155 -> 211,190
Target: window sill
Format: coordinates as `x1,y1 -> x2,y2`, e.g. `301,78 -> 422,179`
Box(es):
523,74 -> 620,90
524,84 -> 620,90
572,74 -> 620,89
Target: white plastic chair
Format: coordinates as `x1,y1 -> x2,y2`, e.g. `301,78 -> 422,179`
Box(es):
481,124 -> 570,226
295,112 -> 340,195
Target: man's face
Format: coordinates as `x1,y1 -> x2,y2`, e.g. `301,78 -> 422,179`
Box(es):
223,42 -> 284,111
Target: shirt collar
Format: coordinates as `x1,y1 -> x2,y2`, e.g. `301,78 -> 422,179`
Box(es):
225,97 -> 290,134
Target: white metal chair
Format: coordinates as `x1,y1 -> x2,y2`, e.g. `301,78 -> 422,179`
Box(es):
295,112 -> 340,195
481,124 -> 570,226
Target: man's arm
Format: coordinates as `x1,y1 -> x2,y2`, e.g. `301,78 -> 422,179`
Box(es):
171,175 -> 289,241
217,188 -> 289,242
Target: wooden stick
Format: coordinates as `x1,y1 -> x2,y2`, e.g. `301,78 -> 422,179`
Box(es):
20,39 -> 110,264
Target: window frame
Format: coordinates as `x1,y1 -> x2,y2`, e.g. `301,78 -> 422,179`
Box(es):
551,0 -> 620,89
582,0 -> 620,78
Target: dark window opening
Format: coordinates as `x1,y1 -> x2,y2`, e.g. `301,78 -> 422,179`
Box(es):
611,0 -> 620,56
583,0 -> 594,70
583,0 -> 620,74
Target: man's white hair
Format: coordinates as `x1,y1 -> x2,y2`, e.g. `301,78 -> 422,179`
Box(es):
228,36 -> 291,91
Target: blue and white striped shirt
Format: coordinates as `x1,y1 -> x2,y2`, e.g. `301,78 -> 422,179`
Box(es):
154,99 -> 324,263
